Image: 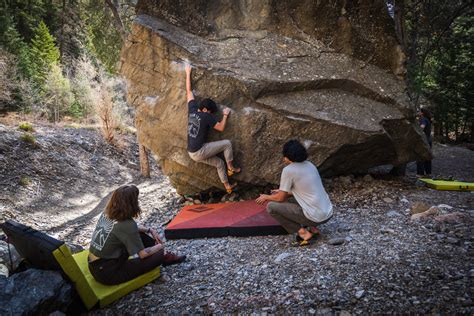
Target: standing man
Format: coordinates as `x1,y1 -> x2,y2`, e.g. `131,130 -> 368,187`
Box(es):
416,108 -> 433,178
185,64 -> 240,193
256,140 -> 333,246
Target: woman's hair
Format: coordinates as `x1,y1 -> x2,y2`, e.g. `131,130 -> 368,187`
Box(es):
282,139 -> 308,162
199,98 -> 218,113
420,108 -> 432,121
105,185 -> 141,221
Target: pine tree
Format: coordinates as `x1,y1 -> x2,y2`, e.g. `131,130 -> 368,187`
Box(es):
29,20 -> 60,88
4,26 -> 32,78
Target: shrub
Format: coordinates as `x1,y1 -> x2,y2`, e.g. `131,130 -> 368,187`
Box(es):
68,100 -> 83,118
16,78 -> 41,114
0,49 -> 19,109
19,176 -> 31,186
96,84 -> 117,144
18,122 -> 34,132
42,64 -> 74,122
20,132 -> 36,145
70,56 -> 99,119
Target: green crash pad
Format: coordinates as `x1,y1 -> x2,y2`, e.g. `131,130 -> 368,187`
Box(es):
419,179 -> 474,191
53,244 -> 160,310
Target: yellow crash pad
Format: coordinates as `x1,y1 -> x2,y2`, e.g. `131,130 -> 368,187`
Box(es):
53,244 -> 160,310
419,179 -> 474,191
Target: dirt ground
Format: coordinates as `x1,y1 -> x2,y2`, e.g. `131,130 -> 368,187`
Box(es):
0,117 -> 472,314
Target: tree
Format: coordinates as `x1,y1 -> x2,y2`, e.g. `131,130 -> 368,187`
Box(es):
0,50 -> 18,107
427,15 -> 474,142
83,0 -> 135,73
29,20 -> 61,88
395,0 -> 473,143
3,25 -> 32,78
43,63 -> 74,122
55,0 -> 87,65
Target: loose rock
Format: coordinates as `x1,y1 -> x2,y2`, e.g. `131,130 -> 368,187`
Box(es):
328,238 -> 345,246
383,197 -> 394,203
275,253 -> 292,263
411,206 -> 439,221
355,290 -> 365,299
410,202 -> 431,214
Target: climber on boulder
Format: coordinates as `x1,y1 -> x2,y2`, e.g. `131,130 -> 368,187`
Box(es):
256,140 -> 333,246
184,64 -> 240,193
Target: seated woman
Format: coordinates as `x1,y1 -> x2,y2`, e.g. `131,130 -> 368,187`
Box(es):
88,185 -> 185,285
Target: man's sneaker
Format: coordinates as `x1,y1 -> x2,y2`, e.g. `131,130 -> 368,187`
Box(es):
163,252 -> 186,266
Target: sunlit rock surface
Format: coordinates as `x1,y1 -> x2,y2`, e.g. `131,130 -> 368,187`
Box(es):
121,0 -> 431,194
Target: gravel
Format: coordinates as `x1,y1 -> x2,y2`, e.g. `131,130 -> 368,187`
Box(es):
1,121 -> 473,314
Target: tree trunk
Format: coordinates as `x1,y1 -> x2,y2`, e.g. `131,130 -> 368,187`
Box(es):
104,0 -> 126,41
139,144 -> 150,178
59,0 -> 66,59
394,0 -> 407,50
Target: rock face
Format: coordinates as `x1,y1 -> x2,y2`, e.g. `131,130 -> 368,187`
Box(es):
121,0 -> 431,194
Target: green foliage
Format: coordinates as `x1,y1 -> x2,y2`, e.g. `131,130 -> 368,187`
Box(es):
68,100 -> 84,118
70,55 -> 99,118
83,0 -> 135,73
428,16 -> 473,142
18,122 -> 34,132
404,1 -> 473,143
42,63 -> 74,121
84,12 -> 122,73
29,21 -> 60,88
3,25 -> 32,78
19,176 -> 31,186
15,77 -> 41,113
2,0 -> 51,41
0,49 -> 18,106
20,132 -> 36,145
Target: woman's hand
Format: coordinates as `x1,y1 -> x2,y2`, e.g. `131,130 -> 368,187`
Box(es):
150,228 -> 164,245
138,243 -> 164,259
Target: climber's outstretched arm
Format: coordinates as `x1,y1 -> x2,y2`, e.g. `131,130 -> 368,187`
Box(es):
185,64 -> 194,102
213,108 -> 230,132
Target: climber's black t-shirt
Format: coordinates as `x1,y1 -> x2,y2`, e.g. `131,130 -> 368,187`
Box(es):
420,117 -> 432,143
187,100 -> 218,152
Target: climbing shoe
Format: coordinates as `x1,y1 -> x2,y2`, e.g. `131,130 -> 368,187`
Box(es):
163,253 -> 186,266
227,167 -> 241,177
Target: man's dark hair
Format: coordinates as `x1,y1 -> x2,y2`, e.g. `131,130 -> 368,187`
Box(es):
420,108 -> 432,121
199,98 -> 218,113
282,140 -> 308,162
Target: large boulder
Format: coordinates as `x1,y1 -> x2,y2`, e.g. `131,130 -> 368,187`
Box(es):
0,269 -> 72,315
0,240 -> 21,273
121,0 -> 431,194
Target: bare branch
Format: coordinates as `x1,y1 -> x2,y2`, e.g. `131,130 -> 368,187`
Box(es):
104,0 -> 126,41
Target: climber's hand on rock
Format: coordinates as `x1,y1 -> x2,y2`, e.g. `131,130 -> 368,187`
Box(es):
185,64 -> 192,74
223,108 -> 231,116
256,194 -> 268,205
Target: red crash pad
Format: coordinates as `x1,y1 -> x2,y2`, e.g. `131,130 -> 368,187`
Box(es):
165,200 -> 287,239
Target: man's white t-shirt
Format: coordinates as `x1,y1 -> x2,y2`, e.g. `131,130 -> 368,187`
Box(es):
279,161 -> 333,222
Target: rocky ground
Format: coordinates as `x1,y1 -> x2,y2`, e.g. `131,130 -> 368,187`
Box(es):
0,118 -> 473,314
